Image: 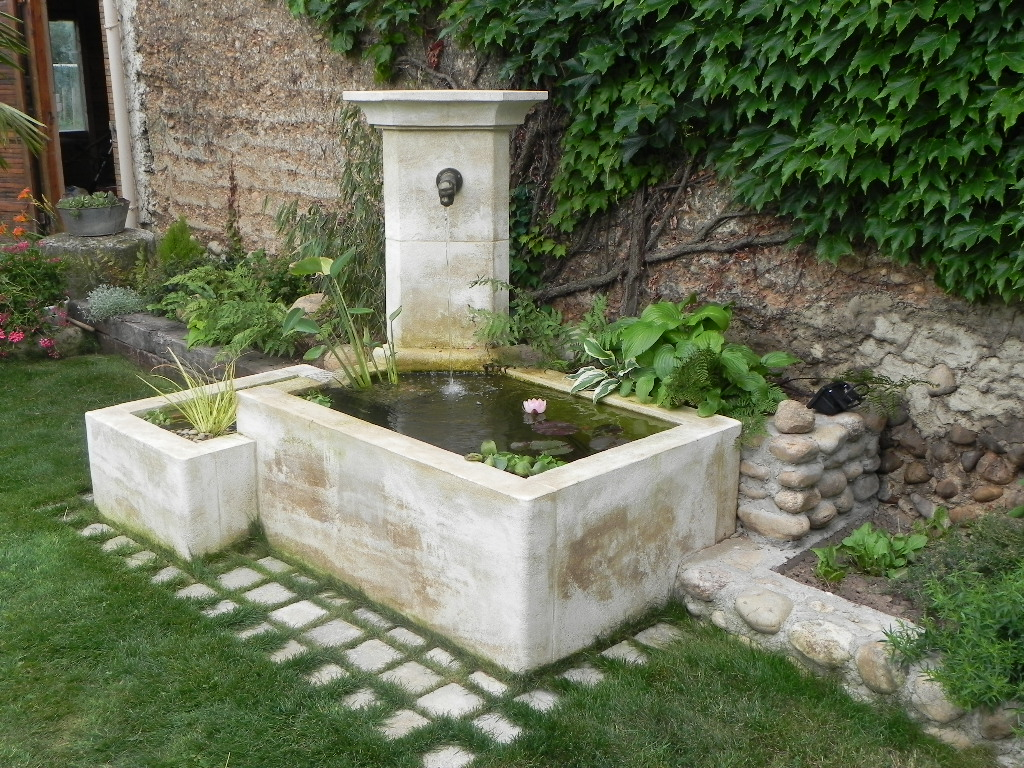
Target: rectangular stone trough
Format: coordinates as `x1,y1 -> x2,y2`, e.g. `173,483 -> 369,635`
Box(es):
236,368 -> 740,672
86,366 -> 322,559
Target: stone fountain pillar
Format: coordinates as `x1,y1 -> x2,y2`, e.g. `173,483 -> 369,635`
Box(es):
343,90 -> 547,369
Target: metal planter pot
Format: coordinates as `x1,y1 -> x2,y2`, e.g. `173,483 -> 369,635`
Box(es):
57,198 -> 130,237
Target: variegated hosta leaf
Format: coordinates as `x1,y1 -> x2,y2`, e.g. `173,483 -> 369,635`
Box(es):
568,366 -> 610,393
593,377 -> 620,402
582,336 -> 615,364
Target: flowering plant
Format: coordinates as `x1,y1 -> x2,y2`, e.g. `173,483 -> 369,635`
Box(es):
0,188 -> 66,359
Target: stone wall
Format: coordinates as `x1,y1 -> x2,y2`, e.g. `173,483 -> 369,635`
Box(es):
114,0 -> 377,249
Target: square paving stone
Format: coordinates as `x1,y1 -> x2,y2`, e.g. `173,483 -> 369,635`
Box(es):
235,622 -> 274,640
424,648 -> 459,670
101,535 -> 137,552
473,712 -> 522,744
468,671 -> 508,697
423,745 -> 476,768
256,556 -> 291,573
387,627 -> 426,647
342,688 -> 380,710
124,550 -> 157,568
634,622 -> 684,649
243,582 -> 297,606
152,566 -> 185,584
270,640 -> 306,663
353,608 -> 393,629
175,583 -> 218,600
317,591 -> 350,607
345,639 -> 403,672
559,664 -> 605,686
600,641 -> 648,665
291,574 -> 319,587
269,600 -> 328,628
381,661 -> 443,694
416,683 -> 485,718
379,709 -> 430,739
218,567 -> 265,590
303,618 -> 363,648
203,600 -> 239,618
305,663 -> 348,686
514,689 -> 559,712
80,523 -> 113,537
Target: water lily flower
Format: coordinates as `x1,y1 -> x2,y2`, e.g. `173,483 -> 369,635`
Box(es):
522,398 -> 547,415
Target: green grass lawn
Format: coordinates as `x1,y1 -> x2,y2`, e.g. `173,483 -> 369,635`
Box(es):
0,355 -> 1000,768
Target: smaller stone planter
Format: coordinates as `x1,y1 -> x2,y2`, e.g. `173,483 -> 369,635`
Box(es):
57,198 -> 130,237
86,366 -> 321,559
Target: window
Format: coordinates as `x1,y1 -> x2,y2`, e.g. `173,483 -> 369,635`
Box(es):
49,20 -> 88,133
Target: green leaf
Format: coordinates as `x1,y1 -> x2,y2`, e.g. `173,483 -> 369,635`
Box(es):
303,344 -> 328,360
760,351 -> 800,369
568,366 -> 610,393
289,256 -> 331,276
593,377 -> 620,402
283,306 -> 320,335
618,321 -> 669,360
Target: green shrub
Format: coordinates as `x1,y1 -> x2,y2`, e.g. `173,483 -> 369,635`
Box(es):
84,284 -> 146,322
0,246 -> 66,358
886,513 -> 1024,709
135,217 -> 208,299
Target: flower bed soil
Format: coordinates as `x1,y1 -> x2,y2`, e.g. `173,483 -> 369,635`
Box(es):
777,504 -> 925,624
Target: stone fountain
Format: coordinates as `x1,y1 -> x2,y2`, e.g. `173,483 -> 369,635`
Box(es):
86,91 -> 741,672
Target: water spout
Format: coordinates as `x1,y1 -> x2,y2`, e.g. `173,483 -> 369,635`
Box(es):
435,168 -> 462,207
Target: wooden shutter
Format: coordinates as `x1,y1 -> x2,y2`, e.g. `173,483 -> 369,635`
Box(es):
0,0 -> 33,223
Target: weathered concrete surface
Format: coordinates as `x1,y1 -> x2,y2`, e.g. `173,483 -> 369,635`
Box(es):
38,229 -> 156,298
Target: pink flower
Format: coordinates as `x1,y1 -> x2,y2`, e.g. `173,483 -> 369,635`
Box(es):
522,398 -> 547,415
38,337 -> 55,349
0,330 -> 5,340
9,331 -> 25,343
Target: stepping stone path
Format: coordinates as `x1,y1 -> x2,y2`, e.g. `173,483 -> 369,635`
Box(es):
71,513 -> 690,768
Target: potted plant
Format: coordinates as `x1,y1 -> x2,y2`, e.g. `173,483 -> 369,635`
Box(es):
56,191 -> 130,237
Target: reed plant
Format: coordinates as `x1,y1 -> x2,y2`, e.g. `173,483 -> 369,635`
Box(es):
139,350 -> 237,436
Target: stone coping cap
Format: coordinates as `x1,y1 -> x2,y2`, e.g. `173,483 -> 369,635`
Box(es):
343,90 -> 548,129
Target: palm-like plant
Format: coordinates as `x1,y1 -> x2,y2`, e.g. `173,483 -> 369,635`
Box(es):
1,12 -> 47,167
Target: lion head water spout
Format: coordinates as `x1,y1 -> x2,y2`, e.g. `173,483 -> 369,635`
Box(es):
342,90 -> 548,371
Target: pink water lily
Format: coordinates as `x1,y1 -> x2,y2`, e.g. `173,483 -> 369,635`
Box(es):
522,398 -> 547,415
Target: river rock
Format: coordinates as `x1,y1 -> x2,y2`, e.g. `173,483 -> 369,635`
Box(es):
788,620 -> 854,668
814,425 -> 849,454
677,566 -> 732,601
739,482 -> 769,500
973,485 -> 1004,502
833,487 -> 855,513
855,641 -> 905,694
979,701 -> 1023,740
832,412 -> 867,439
949,504 -> 986,524
960,449 -> 983,472
768,435 -> 819,464
1007,445 -> 1024,469
910,493 -> 936,519
734,587 -> 793,634
879,451 -> 904,474
862,410 -> 887,433
740,460 -> 771,480
291,292 -> 327,315
817,469 -> 848,498
892,424 -> 928,458
774,488 -> 822,514
843,459 -> 864,481
978,452 -> 1015,484
904,461 -> 932,484
978,432 -> 1006,454
909,673 -> 966,724
926,364 -> 957,396
738,505 -> 810,540
807,501 -> 838,528
928,441 -> 956,464
779,464 -> 824,489
774,400 -> 816,433
948,425 -> 977,445
934,478 -> 959,499
851,473 -> 880,501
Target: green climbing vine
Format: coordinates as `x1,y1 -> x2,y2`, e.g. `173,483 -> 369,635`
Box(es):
286,0 -> 1024,304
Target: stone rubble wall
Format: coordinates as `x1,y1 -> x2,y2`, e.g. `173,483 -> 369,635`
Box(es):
675,540 -> 1023,764
737,402 -> 884,542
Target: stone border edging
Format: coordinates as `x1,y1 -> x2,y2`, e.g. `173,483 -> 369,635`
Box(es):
675,537 -> 1022,764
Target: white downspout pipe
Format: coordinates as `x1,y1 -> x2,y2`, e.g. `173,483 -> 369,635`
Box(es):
101,0 -> 138,228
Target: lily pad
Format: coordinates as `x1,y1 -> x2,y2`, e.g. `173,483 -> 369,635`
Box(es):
511,439 -> 573,456
532,420 -> 579,436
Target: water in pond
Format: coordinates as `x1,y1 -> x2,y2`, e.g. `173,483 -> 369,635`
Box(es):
326,372 -> 673,462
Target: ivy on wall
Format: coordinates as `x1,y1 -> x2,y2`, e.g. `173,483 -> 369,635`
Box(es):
287,0 -> 1024,304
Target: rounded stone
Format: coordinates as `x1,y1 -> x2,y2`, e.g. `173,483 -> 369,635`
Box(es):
711,610 -> 729,630
291,292 -> 327,314
740,460 -> 771,480
768,435 -> 820,464
948,504 -> 986,524
861,454 -> 881,473
817,469 -> 848,498
832,412 -> 867,439
843,460 -> 864,481
734,587 -> 794,634
904,461 -> 932,484
739,482 -> 769,500
677,566 -> 732,601
1007,445 -> 1024,469
979,701 -> 1023,740
851,473 -> 880,501
862,410 -> 888,433
909,673 -> 966,724
948,425 -> 978,445
879,451 -> 904,474
807,501 -> 838,529
973,485 -> 1004,502
926,364 -> 957,396
928,441 -> 956,464
779,464 -> 825,489
813,424 -> 849,454
934,478 -> 959,499
977,452 -> 1015,485
738,505 -> 811,541
910,492 -> 936,519
774,400 -> 816,434
774,488 -> 822,514
854,641 -> 905,694
960,449 -> 983,472
788,620 -> 854,668
833,487 -> 855,513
